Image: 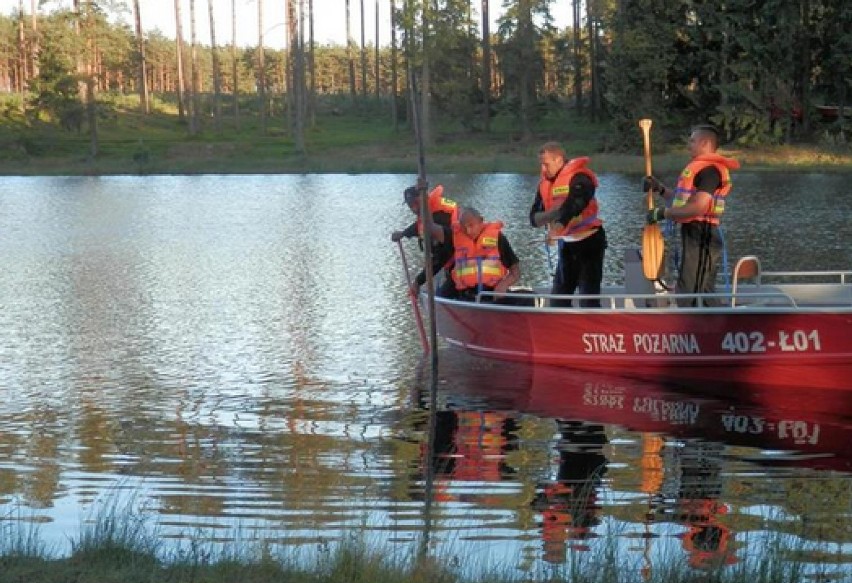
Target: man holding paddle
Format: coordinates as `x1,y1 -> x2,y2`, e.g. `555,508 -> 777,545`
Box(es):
529,142 -> 607,308
644,125 -> 740,306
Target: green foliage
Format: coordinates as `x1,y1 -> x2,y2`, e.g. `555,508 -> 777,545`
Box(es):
0,0 -> 850,156
27,47 -> 84,131
495,0 -> 553,134
427,0 -> 482,128
602,1 -> 680,150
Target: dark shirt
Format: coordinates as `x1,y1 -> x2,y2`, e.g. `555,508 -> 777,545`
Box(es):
494,232 -> 520,270
529,173 -> 596,227
405,210 -> 455,287
693,166 -> 722,194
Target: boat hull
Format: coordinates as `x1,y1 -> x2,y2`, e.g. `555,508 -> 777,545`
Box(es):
433,299 -> 852,391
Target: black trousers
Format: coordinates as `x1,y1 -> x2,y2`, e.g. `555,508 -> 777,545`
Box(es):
676,222 -> 723,307
551,227 -> 607,308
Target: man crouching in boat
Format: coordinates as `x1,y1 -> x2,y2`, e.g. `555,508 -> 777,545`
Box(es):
426,206 -> 521,303
391,184 -> 458,295
644,125 -> 740,307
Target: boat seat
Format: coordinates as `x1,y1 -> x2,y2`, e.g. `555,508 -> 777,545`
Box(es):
624,248 -> 657,308
731,255 -> 761,307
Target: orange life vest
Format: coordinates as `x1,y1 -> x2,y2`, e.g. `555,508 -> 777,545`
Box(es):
672,153 -> 740,225
415,185 -> 459,236
451,221 -> 507,291
539,157 -> 602,241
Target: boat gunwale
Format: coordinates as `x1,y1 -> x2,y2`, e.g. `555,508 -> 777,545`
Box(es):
428,268 -> 852,315
432,292 -> 852,316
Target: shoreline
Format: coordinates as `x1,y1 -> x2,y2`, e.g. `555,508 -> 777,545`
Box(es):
2,144 -> 850,177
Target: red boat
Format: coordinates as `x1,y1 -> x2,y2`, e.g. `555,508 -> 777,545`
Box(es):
429,254 -> 852,392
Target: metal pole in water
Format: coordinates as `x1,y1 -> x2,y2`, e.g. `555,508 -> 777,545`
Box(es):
408,60 -> 440,558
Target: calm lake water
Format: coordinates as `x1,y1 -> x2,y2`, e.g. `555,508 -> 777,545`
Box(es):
0,173 -> 850,579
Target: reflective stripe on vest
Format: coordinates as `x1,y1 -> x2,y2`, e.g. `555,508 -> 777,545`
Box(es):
451,221 -> 507,290
672,154 -> 738,225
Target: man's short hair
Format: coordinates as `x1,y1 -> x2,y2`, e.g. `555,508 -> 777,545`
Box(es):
403,186 -> 419,204
691,124 -> 720,149
459,206 -> 483,222
539,141 -> 566,159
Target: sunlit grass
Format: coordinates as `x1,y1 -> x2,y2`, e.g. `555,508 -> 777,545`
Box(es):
0,92 -> 849,176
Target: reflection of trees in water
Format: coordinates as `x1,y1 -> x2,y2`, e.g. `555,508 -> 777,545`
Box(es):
15,407 -> 62,509
764,477 -> 852,545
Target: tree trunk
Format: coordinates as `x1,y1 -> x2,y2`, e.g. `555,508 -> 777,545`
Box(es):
133,0 -> 149,113
30,0 -> 38,79
287,0 -> 295,129
360,0 -> 367,98
586,0 -> 596,120
257,0 -> 267,133
294,0 -> 306,153
798,0 -> 810,134
572,0 -> 582,113
403,0 -> 413,129
374,0 -> 380,99
519,0 -> 532,140
17,0 -> 25,101
308,0 -> 316,127
208,0 -> 222,130
481,0 -> 490,132
390,0 -> 398,131
84,2 -> 98,157
346,0 -> 356,98
174,0 -> 187,121
420,0 -> 430,146
231,0 -> 239,129
188,0 -> 201,134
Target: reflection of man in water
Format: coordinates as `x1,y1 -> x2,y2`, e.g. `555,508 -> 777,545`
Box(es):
425,410 -> 518,502
533,421 -> 608,564
672,440 -> 737,570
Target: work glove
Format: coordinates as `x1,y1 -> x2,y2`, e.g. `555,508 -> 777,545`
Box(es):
391,231 -> 404,242
646,206 -> 666,224
642,175 -> 664,194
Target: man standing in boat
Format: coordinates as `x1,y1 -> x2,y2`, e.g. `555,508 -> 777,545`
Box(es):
391,183 -> 458,294
644,125 -> 740,307
529,142 -> 607,308
427,206 -> 521,302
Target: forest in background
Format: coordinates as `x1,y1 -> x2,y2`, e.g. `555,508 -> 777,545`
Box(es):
0,0 -> 849,167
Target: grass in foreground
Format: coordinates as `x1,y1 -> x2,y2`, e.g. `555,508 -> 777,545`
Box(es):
2,493 -> 849,583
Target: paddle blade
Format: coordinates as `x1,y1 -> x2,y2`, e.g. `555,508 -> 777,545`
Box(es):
642,224 -> 664,280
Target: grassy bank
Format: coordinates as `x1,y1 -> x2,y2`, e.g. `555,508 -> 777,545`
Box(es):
1,95 -> 850,176
1,498 -> 846,583
0,527 -> 837,583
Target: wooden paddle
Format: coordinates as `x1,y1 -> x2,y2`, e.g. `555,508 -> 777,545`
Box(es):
639,118 -> 664,280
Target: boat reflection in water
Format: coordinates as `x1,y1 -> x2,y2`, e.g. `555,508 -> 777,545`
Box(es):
412,349 -> 852,575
